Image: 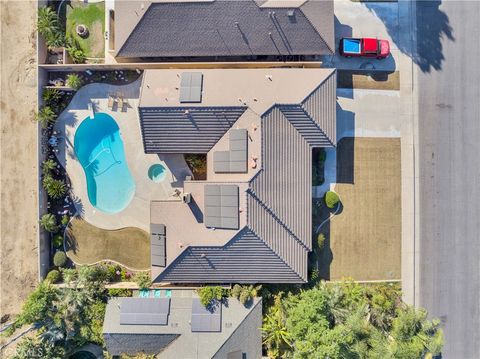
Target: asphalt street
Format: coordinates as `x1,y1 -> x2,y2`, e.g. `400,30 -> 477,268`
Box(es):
416,1 -> 480,358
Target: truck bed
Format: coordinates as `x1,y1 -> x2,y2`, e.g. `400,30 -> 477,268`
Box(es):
342,38 -> 361,54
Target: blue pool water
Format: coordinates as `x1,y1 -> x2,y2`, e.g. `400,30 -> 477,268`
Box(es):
74,113 -> 135,214
148,164 -> 167,183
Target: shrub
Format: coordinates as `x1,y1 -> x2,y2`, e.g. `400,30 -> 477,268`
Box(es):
46,269 -> 61,283
325,191 -> 340,209
37,6 -> 65,49
36,106 -> 57,128
43,176 -> 67,199
66,73 -> 83,90
42,159 -> 57,176
52,234 -> 63,248
317,233 -> 326,250
40,213 -> 58,233
53,251 -> 67,267
42,88 -> 61,108
66,44 -> 86,64
61,214 -> 70,226
61,268 -> 77,283
106,264 -> 121,281
108,288 -> 133,297
231,284 -> 242,299
197,286 -> 226,307
134,272 -> 152,290
230,285 -> 262,306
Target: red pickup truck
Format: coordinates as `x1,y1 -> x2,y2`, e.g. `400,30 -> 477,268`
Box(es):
339,37 -> 390,59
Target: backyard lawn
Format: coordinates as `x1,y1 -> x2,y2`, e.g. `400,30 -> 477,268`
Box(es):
66,2 -> 105,59
65,218 -> 150,270
316,137 -> 401,281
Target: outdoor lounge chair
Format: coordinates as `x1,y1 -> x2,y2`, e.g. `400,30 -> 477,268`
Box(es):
121,97 -> 129,112
139,289 -> 150,298
118,95 -> 124,111
107,94 -> 115,110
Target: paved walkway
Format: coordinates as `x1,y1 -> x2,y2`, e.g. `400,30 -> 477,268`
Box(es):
54,78 -> 191,231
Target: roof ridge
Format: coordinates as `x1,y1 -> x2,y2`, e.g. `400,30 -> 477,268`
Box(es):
247,188 -> 310,251
246,225 -> 306,279
116,2 -> 153,57
210,297 -> 263,358
300,1 -> 335,54
280,105 -> 335,147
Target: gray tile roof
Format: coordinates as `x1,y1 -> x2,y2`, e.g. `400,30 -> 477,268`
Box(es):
139,107 -> 247,153
103,295 -> 262,358
141,69 -> 336,283
156,228 -> 303,283
115,0 -> 334,58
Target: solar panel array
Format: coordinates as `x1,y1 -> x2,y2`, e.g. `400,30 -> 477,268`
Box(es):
204,185 -> 239,229
120,298 -> 171,325
179,72 -> 203,103
191,298 -> 222,332
151,223 -> 166,267
213,129 -> 248,173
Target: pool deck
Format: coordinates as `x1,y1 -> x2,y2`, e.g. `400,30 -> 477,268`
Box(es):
54,77 -> 191,231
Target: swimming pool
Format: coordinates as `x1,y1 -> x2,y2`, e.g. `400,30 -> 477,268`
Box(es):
74,113 -> 135,214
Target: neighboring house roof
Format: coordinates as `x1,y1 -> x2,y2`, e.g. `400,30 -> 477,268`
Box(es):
139,68 -> 336,283
114,0 -> 334,58
103,294 -> 262,358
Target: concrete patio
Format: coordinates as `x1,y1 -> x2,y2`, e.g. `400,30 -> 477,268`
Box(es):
54,77 -> 191,231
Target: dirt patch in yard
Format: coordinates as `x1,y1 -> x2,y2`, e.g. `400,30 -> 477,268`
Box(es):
0,0 -> 39,320
317,138 -> 401,281
337,70 -> 400,90
65,218 -> 150,270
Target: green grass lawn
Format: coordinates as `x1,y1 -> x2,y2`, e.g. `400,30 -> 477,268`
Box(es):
66,2 -> 105,58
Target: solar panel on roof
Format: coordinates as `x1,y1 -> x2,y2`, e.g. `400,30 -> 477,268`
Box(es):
204,185 -> 239,229
179,72 -> 203,103
191,298 -> 222,332
120,298 -> 171,325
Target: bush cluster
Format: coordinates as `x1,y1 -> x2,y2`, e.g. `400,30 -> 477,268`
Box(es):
53,251 -> 67,267
325,191 -> 340,209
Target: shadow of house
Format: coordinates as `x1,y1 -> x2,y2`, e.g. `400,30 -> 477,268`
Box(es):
157,154 -> 193,188
364,0 -> 454,73
336,137 -> 355,184
336,102 -> 355,139
187,196 -> 203,224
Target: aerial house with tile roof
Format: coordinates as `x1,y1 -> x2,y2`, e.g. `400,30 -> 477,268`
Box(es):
111,0 -> 334,61
137,67 -> 336,284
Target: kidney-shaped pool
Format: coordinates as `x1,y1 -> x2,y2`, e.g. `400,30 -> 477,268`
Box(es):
74,113 -> 135,214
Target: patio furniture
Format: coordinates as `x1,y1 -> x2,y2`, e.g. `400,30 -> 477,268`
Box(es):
121,98 -> 129,112
139,289 -> 150,298
107,94 -> 115,110
154,289 -> 162,298
165,289 -> 172,298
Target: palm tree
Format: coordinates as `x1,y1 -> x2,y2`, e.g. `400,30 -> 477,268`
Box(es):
42,159 -> 57,177
65,73 -> 83,90
42,88 -> 61,109
36,106 -> 57,128
261,295 -> 292,358
40,213 -> 58,233
37,7 -> 65,49
43,176 -> 67,199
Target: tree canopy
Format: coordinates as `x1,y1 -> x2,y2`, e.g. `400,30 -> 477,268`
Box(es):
262,281 -> 444,359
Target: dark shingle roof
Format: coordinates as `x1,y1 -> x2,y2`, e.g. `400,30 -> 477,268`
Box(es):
116,0 -> 334,58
